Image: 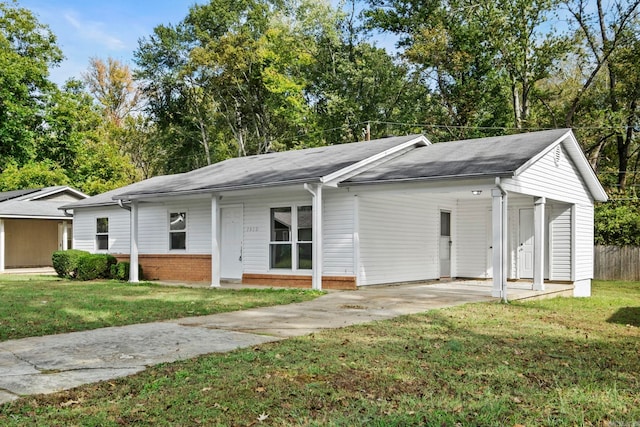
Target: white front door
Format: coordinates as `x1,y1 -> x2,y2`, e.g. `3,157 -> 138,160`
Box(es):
518,208 -> 534,278
220,206 -> 243,279
439,211 -> 451,277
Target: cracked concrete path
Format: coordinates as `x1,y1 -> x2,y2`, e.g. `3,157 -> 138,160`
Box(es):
0,281 -> 571,404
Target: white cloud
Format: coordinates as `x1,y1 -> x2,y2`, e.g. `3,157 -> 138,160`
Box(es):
64,11 -> 126,51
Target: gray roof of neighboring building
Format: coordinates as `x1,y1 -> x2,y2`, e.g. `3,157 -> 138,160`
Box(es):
342,129 -> 571,185
0,189 -> 40,202
0,186 -> 88,218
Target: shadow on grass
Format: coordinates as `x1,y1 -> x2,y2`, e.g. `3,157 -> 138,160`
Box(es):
607,306 -> 640,326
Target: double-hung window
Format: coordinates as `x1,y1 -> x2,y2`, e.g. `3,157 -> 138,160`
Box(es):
96,217 -> 109,250
169,212 -> 187,250
269,205 -> 312,270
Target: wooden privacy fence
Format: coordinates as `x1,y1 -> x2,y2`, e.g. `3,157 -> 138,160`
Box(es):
594,245 -> 640,281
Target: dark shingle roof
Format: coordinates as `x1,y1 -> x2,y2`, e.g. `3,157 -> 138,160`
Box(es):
0,189 -> 39,202
63,135 -> 424,208
342,129 -> 570,185
115,135 -> 422,199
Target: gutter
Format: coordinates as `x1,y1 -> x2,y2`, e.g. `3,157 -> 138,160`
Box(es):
114,177 -> 324,202
339,171 -> 514,187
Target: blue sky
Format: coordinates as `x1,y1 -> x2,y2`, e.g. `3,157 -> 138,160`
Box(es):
17,0 -> 207,85
17,0 -> 392,86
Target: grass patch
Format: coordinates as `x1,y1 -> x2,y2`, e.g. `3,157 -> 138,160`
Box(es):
1,281 -> 638,425
0,275 -> 323,342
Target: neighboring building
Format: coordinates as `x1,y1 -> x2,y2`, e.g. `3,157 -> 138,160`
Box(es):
62,129 -> 607,297
0,186 -> 88,270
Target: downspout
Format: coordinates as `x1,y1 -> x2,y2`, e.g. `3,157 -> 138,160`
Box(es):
304,183 -> 323,291
117,199 -> 131,211
495,178 -> 508,303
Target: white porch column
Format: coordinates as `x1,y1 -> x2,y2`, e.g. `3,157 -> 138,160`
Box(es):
304,183 -> 323,290
533,197 -> 546,291
491,189 -> 503,298
312,185 -> 323,290
62,220 -> 69,251
211,194 -> 221,287
0,219 -> 5,272
129,200 -> 139,283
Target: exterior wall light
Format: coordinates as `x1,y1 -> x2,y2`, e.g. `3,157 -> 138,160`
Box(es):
471,190 -> 482,195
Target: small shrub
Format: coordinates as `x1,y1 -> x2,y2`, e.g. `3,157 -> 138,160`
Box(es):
52,250 -> 90,278
110,262 -> 142,281
76,254 -> 117,281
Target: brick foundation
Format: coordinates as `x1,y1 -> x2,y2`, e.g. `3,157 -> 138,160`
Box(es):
112,254 -> 357,289
113,254 -> 211,282
242,274 -> 357,290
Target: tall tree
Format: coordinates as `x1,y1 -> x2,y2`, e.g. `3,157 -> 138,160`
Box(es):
0,0 -> 62,168
365,0 -> 570,137
83,57 -> 141,127
135,0 -> 323,173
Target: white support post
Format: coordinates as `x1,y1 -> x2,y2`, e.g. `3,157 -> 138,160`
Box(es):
491,188 -> 503,298
211,194 -> 221,287
502,191 -> 509,301
533,197 -> 546,291
62,220 -> 69,251
129,200 -> 139,283
304,183 -> 323,291
0,219 -> 5,272
312,184 -> 323,291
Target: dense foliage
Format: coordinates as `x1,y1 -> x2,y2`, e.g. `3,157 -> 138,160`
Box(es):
2,0 -> 640,243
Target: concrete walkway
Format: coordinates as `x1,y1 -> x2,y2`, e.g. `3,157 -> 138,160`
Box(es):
0,280 -> 571,404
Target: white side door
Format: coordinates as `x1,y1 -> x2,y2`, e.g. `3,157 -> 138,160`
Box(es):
220,206 -> 243,279
439,211 -> 451,277
518,208 -> 534,279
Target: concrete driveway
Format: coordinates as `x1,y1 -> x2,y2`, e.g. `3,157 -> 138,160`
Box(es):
0,280 -> 569,404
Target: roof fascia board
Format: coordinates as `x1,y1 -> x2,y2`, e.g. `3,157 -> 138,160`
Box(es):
0,214 -> 72,220
344,177 -> 497,195
339,171 -> 513,188
321,135 -> 430,187
564,131 -> 608,201
29,186 -> 89,201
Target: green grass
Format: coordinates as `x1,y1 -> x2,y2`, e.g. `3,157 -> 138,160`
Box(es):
0,275 -> 323,342
1,281 -> 639,425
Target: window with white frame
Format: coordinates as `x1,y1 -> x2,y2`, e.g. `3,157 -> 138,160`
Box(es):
297,206 -> 312,269
269,205 -> 312,270
169,212 -> 187,250
96,217 -> 109,250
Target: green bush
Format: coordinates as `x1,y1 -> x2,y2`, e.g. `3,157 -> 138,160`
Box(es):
76,254 -> 117,281
110,262 -> 142,281
52,250 -> 90,278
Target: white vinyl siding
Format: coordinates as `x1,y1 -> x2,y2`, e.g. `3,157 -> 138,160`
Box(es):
574,204 -> 594,281
511,145 -> 593,205
323,192 -> 354,276
138,199 -> 212,254
357,192 -> 441,285
549,205 -> 572,281
72,206 -> 129,253
73,198 -> 213,255
456,199 -> 492,278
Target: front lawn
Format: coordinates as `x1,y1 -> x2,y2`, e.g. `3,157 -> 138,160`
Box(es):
0,275 -> 323,342
1,280 -> 638,425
